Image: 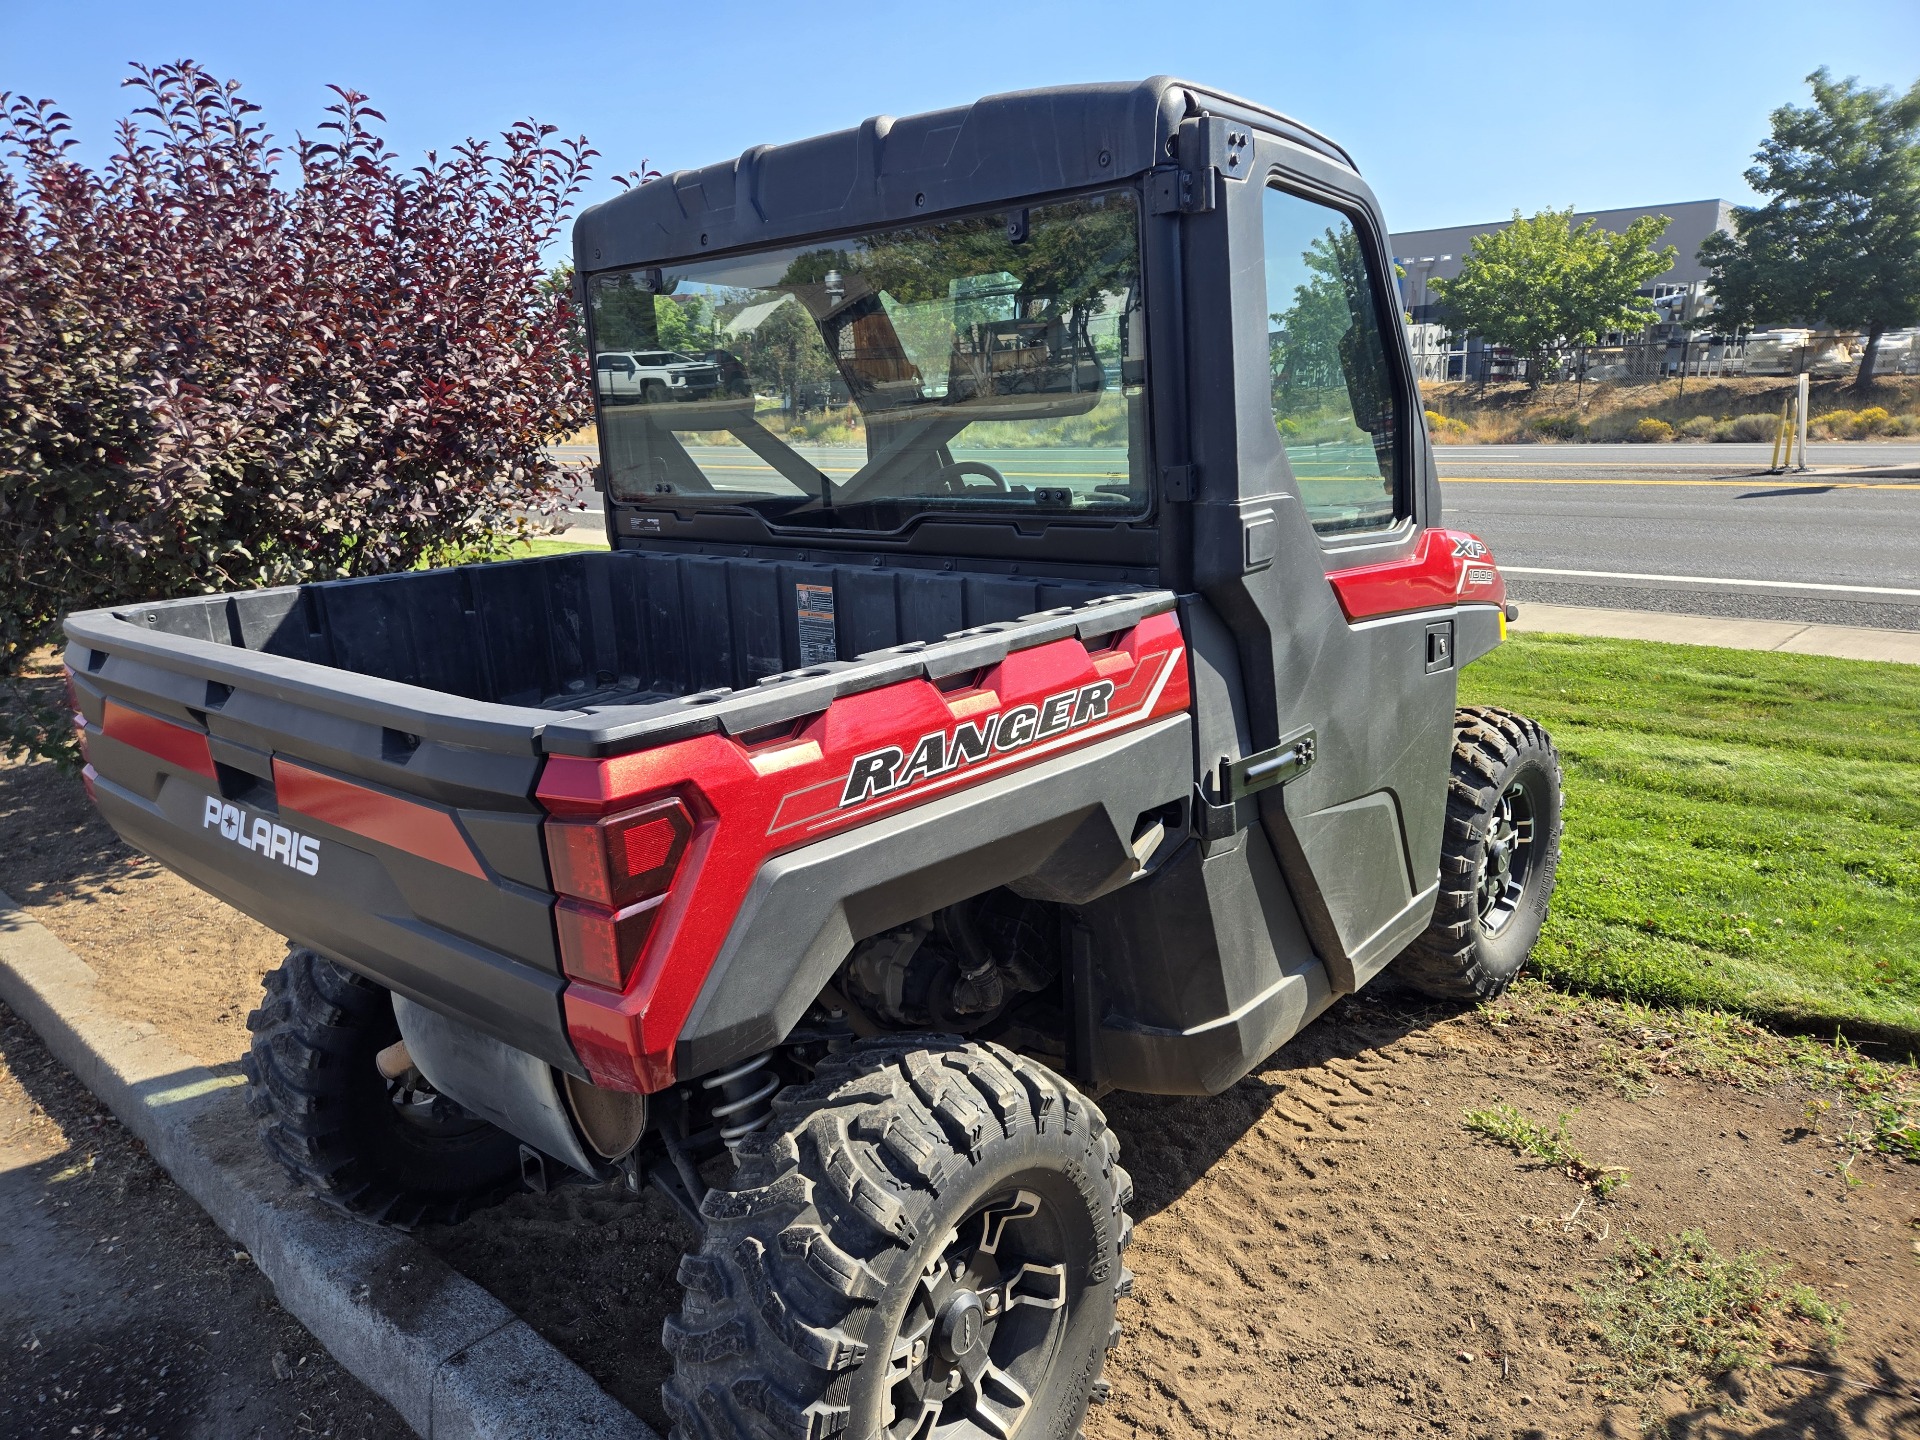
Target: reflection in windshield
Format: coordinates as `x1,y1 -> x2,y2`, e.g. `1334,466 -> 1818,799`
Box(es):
587,192 -> 1145,530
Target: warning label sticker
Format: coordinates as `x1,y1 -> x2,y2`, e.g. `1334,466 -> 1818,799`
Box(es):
796,583 -> 838,664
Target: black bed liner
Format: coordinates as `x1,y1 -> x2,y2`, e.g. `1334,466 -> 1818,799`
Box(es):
65,550 -> 1175,760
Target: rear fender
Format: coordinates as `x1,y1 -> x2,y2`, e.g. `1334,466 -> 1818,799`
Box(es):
675,713 -> 1195,1080
542,611 -> 1194,1091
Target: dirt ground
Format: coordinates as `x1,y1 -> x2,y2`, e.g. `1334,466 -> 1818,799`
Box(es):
3,748 -> 1917,1439
0,737 -> 286,1069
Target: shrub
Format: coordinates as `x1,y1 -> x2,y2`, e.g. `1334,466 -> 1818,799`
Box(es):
1627,417 -> 1675,443
1424,409 -> 1470,442
1530,412 -> 1584,440
1886,413 -> 1920,435
1811,406 -> 1892,439
1677,414 -> 1716,439
1717,413 -> 1781,442
0,63 -> 597,764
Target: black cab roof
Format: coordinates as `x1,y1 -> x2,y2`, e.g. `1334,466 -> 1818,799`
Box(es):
573,77 -> 1354,276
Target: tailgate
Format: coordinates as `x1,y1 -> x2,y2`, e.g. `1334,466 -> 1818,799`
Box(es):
64,603 -> 583,1073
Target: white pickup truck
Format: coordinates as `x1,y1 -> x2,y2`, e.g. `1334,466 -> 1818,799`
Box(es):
593,349 -> 723,404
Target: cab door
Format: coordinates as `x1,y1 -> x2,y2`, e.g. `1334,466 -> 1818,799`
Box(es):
1172,117 -> 1462,994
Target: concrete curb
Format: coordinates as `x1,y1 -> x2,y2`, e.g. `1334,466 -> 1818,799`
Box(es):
1510,603 -> 1920,665
0,892 -> 654,1440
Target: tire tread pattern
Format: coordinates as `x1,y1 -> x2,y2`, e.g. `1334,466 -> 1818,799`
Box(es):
241,946 -> 519,1228
662,1038 -> 1132,1440
1392,706 -> 1564,1001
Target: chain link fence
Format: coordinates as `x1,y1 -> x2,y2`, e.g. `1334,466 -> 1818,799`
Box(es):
1407,329 -> 1920,387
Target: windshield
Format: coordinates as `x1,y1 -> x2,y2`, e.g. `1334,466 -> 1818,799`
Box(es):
586,190 -> 1146,531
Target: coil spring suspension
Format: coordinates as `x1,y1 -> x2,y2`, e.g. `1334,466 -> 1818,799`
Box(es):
701,1053 -> 780,1155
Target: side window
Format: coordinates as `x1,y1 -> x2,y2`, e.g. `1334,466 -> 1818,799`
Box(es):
1263,185 -> 1403,537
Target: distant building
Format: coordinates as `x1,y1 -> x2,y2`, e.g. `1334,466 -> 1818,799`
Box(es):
723,293 -> 799,337
1389,199 -> 1735,325
1389,200 -> 1736,381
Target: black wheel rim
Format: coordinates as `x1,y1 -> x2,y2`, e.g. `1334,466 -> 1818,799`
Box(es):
1477,777 -> 1539,936
385,1072 -> 493,1142
880,1187 -> 1071,1439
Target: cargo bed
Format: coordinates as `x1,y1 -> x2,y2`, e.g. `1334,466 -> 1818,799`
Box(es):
68,549 -> 1150,753
64,549 -> 1174,1072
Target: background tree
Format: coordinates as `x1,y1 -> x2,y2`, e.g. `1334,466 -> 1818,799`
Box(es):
1271,224 -> 1390,413
0,63 -> 597,763
1431,208 -> 1676,389
1700,69 -> 1920,391
737,297 -> 838,414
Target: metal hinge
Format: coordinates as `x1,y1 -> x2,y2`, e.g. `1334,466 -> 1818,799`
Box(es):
1222,729 -> 1317,803
1147,165 -> 1215,216
1149,116 -> 1254,216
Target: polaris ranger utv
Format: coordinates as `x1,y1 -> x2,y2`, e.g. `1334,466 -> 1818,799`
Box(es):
64,77 -> 1562,1440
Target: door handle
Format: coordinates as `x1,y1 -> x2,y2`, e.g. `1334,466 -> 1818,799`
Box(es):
1222,728 -> 1317,803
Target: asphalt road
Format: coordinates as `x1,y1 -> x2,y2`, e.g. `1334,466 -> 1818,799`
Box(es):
550,440 -> 1920,630
1434,443 -> 1920,629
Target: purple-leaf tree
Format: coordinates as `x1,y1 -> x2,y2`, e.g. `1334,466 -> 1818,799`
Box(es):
0,62 -> 597,763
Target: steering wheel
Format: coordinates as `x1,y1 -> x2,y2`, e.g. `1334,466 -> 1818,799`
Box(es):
930,459 -> 1009,495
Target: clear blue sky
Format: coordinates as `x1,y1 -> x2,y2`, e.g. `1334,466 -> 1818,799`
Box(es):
7,0 -> 1919,236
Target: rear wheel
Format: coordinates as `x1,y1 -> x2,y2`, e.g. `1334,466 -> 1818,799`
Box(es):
663,1038 -> 1132,1440
242,946 -> 521,1227
1393,706 -> 1563,1001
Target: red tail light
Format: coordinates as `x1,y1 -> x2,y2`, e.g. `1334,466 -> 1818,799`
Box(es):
545,799 -> 693,989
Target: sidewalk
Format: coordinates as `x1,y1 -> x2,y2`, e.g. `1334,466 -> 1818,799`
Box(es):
1511,602 -> 1920,665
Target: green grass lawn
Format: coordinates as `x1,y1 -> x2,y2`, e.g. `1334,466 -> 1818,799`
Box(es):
418,532 -> 605,569
1460,634 -> 1920,1052
515,535 -> 605,557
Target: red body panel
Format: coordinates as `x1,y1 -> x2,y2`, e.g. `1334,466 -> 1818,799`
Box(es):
89,692 -> 492,881
274,759 -> 487,879
1327,527 -> 1506,620
100,699 -> 217,781
541,611 -> 1193,1093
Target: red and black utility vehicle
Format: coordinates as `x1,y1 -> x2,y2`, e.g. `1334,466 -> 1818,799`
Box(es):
66,77 -> 1562,1440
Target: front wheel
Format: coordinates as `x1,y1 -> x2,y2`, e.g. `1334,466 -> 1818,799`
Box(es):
1392,706 -> 1564,1001
663,1038 -> 1132,1440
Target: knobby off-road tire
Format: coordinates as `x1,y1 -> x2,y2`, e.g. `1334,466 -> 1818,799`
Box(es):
1393,706 -> 1564,1001
242,946 -> 521,1227
663,1037 -> 1133,1440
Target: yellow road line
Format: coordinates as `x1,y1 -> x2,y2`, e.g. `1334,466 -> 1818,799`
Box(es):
1437,458 -> 1810,469
1438,453 -> 1919,466
1441,475 -> 1919,490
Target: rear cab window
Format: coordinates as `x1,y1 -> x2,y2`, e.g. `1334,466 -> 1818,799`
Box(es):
584,190 -> 1149,534
1261,184 -> 1406,539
